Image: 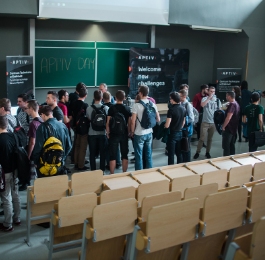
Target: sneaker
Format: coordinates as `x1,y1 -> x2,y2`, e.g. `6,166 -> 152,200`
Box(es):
78,166 -> 90,171
66,167 -> 71,174
85,160 -> 89,164
116,164 -> 121,169
105,165 -> 110,170
130,157 -> 135,163
13,220 -> 21,226
193,153 -> 199,159
205,153 -> 211,159
19,183 -> 29,192
0,223 -> 13,232
131,152 -> 134,155
165,149 -> 168,156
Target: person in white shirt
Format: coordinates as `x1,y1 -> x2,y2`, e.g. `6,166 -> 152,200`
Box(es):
131,85 -> 160,170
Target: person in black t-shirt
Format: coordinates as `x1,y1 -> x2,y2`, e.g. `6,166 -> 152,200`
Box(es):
70,87 -> 89,170
0,116 -> 21,232
46,91 -> 64,122
106,90 -> 132,174
165,92 -> 185,165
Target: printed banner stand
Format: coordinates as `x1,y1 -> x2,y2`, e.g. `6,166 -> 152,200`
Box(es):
6,56 -> 34,105
216,68 -> 242,101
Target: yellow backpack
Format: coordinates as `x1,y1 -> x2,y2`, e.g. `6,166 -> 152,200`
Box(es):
38,123 -> 65,177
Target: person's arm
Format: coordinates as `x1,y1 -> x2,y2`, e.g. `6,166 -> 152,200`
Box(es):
222,112 -> 233,130
164,118 -> 171,128
33,127 -> 45,165
182,117 -> 186,128
63,115 -> 70,124
106,116 -> 111,139
201,96 -> 211,108
188,103 -> 194,123
192,95 -> 198,109
156,111 -> 160,122
127,117 -> 131,135
64,128 -> 72,157
259,114 -> 263,131
243,115 -> 247,124
131,113 -> 137,138
27,137 -> 35,160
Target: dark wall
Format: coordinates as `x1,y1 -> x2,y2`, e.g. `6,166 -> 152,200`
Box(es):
0,18 -> 28,100
0,0 -> 38,17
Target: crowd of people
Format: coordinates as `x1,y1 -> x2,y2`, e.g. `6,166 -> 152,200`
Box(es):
0,80 -> 264,232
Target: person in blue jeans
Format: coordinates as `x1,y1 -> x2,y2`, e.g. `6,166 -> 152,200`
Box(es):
131,85 -> 160,170
165,92 -> 186,165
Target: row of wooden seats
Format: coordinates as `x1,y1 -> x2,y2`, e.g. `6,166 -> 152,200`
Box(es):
25,151 -> 265,246
45,180 -> 265,260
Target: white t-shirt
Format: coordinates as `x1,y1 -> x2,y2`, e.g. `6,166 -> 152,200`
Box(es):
132,99 -> 158,136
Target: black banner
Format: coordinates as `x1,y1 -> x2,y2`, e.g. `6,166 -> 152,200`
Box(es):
6,56 -> 33,105
216,68 -> 242,101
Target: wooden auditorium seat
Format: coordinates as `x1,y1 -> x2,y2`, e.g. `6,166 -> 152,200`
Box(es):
228,165 -> 253,187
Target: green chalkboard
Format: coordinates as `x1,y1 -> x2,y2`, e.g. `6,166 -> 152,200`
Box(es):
35,40 -> 148,88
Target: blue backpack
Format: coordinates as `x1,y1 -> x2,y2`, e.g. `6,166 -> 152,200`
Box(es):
138,100 -> 157,129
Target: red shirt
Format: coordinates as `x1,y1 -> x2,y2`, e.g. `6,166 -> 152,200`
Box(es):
193,92 -> 208,112
58,102 -> 71,131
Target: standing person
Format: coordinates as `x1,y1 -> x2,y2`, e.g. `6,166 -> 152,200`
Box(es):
243,92 -> 264,152
0,116 -> 21,232
103,91 -> 121,170
0,98 -> 18,133
165,92 -> 185,165
46,91 -> 64,122
33,106 -> 72,177
22,100 -> 43,189
87,90 -> 109,172
241,80 -> 252,114
92,83 -> 115,104
58,90 -> 71,133
233,86 -> 243,142
131,85 -> 160,170
17,93 -> 32,143
179,89 -> 194,162
71,87 -> 89,171
193,87 -> 221,159
222,91 -> 240,156
106,90 -> 132,174
69,82 -> 85,105
192,84 -> 209,140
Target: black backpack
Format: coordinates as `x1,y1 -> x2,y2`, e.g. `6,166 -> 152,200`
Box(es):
138,100 -> 156,129
13,123 -> 27,148
110,106 -> 126,135
91,105 -> 107,131
13,133 -> 31,183
76,104 -> 90,135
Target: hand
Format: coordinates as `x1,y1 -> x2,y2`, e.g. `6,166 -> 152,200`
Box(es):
222,126 -> 225,131
35,165 -> 37,168
107,133 -> 109,139
131,132 -> 134,138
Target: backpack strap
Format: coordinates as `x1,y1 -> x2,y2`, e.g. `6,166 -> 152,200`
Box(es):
33,117 -> 43,124
137,100 -> 148,124
44,122 -> 53,138
216,98 -> 220,109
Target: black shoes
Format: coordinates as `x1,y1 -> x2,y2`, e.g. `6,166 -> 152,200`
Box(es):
193,153 -> 199,159
205,152 -> 211,159
19,183 -> 29,192
116,164 -> 121,169
78,166 -> 90,171
105,165 -> 110,170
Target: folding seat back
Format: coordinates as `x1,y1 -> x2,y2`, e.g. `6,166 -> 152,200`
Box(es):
201,169 -> 228,189
228,165 -> 253,187
252,161 -> 265,181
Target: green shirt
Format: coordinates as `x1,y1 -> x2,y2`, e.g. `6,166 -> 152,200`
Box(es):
244,104 -> 264,135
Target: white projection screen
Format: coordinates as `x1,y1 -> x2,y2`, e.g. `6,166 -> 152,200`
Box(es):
39,0 -> 169,25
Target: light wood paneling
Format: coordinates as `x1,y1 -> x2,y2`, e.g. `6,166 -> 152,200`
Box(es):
100,186 -> 135,204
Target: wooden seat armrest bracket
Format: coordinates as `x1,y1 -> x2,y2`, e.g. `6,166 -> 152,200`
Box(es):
54,203 -> 58,212
85,223 -> 95,240
29,190 -> 35,203
52,212 -> 59,226
130,173 -> 141,183
68,188 -> 73,196
199,221 -> 206,237
137,217 -> 143,223
246,208 -> 253,224
136,230 -> 148,251
157,168 -> 172,180
208,160 -> 221,170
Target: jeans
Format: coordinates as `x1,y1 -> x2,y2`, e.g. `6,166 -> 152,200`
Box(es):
88,135 -> 106,171
197,122 -> 216,153
134,133 -> 153,170
182,135 -> 191,163
0,172 -> 21,227
222,128 -> 236,156
248,133 -> 258,152
74,134 -> 88,168
168,131 -> 183,165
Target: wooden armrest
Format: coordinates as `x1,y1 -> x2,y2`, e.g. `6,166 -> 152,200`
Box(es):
52,211 -> 59,226
54,203 -> 58,212
85,223 -> 94,239
136,230 -> 148,250
246,208 -> 252,220
137,217 -> 143,223
68,188 -> 72,196
29,190 -> 35,202
199,221 -> 205,234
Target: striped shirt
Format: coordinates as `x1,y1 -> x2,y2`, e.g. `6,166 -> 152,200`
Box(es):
17,109 -> 33,144
6,114 -> 18,133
